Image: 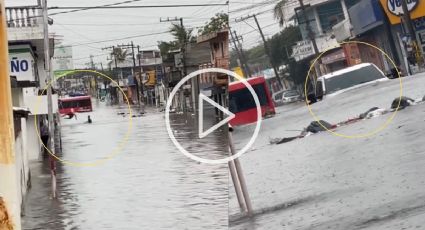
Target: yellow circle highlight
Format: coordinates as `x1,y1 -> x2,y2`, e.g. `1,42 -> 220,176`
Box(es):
304,40 -> 403,139
34,69 -> 133,167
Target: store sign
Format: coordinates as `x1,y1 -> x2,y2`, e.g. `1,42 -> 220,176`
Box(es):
380,0 -> 425,24
321,49 -> 346,64
52,46 -> 74,71
292,40 -> 314,61
387,0 -> 418,16
9,52 -> 35,82
414,17 -> 425,30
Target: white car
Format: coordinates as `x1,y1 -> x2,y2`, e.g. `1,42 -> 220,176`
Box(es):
315,63 -> 388,100
281,90 -> 301,103
273,90 -> 301,106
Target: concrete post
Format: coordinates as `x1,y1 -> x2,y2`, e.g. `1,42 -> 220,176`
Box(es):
0,0 -> 22,228
313,7 -> 323,36
340,0 -> 349,23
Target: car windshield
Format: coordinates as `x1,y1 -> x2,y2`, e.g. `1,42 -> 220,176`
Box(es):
324,65 -> 385,94
284,91 -> 298,97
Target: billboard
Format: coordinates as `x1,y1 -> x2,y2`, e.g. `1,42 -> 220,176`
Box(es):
53,46 -> 74,71
379,0 -> 425,25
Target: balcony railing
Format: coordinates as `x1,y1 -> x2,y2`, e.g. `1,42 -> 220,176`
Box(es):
6,6 -> 44,41
6,6 -> 41,28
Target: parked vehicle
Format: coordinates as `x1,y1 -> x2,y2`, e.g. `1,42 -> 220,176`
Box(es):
272,90 -> 286,106
281,90 -> 301,103
314,63 -> 388,101
58,96 -> 93,115
229,76 -> 275,126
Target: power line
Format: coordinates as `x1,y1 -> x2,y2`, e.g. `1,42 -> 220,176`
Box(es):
48,3 -> 229,11
48,0 -> 143,16
60,31 -> 169,48
229,0 -> 277,14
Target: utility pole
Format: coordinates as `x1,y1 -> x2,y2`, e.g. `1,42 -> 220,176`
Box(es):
400,0 -> 423,67
131,41 -> 140,105
295,0 -> 322,91
234,32 -> 252,78
137,45 -> 144,105
102,45 -> 118,76
160,17 -> 192,111
297,0 -> 319,55
0,1 -> 22,228
235,15 -> 286,88
116,42 -> 140,105
90,55 -> 98,98
42,0 -> 57,199
230,30 -> 251,78
230,30 -> 245,77
160,17 -> 187,76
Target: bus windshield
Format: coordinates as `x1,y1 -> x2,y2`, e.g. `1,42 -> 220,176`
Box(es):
229,84 -> 269,113
324,65 -> 385,94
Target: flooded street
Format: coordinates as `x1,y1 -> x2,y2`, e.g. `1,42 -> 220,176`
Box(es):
230,74 -> 425,229
22,102 -> 228,230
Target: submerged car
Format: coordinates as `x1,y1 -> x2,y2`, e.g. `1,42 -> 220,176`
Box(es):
314,63 -> 388,100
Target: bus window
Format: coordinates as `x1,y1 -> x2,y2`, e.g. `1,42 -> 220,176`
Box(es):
229,84 -> 268,114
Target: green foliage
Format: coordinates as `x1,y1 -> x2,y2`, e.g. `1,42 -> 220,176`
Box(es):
111,47 -> 130,62
158,40 -> 178,58
158,23 -> 196,57
269,25 -> 302,67
230,25 -> 301,71
199,13 -> 229,35
169,24 -> 195,47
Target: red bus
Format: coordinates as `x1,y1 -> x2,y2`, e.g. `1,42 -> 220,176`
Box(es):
229,76 -> 275,126
58,96 -> 93,115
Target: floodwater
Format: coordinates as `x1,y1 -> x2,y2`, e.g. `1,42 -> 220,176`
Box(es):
22,103 -> 229,230
230,73 -> 425,229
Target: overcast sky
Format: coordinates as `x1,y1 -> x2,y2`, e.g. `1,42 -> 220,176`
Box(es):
6,0 -> 297,68
229,0 -> 297,50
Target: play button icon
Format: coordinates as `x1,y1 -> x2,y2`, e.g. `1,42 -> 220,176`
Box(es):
198,93 -> 235,138
165,67 -> 261,164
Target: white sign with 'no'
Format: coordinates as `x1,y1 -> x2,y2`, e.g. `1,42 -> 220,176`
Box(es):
9,52 -> 35,82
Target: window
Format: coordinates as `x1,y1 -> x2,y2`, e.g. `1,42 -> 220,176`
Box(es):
324,65 -> 385,94
229,84 -> 269,113
317,1 -> 345,32
284,91 -> 299,97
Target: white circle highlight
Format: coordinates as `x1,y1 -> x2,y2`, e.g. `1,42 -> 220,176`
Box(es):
165,67 -> 262,164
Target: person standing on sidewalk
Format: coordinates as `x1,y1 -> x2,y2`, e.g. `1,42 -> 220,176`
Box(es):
40,120 -> 49,158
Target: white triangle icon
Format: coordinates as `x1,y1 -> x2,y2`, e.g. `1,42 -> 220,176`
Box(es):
198,93 -> 235,139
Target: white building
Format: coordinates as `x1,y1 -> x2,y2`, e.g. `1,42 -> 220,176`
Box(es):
5,3 -> 58,221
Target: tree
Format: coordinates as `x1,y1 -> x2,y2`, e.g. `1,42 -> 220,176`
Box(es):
274,0 -> 288,26
158,40 -> 178,58
169,23 -> 195,48
269,25 -> 302,67
199,13 -> 229,35
157,23 -> 196,57
111,47 -> 130,62
230,26 -> 301,72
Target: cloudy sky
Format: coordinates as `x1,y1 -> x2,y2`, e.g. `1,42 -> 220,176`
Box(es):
6,0 -> 297,68
229,0 -> 297,50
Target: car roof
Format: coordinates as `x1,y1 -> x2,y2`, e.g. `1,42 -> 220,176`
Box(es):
317,63 -> 375,80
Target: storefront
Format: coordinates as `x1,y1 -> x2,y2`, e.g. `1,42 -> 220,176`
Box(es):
321,48 -> 347,73
379,0 -> 425,71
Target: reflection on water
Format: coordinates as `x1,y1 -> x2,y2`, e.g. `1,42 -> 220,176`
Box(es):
22,103 -> 228,230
